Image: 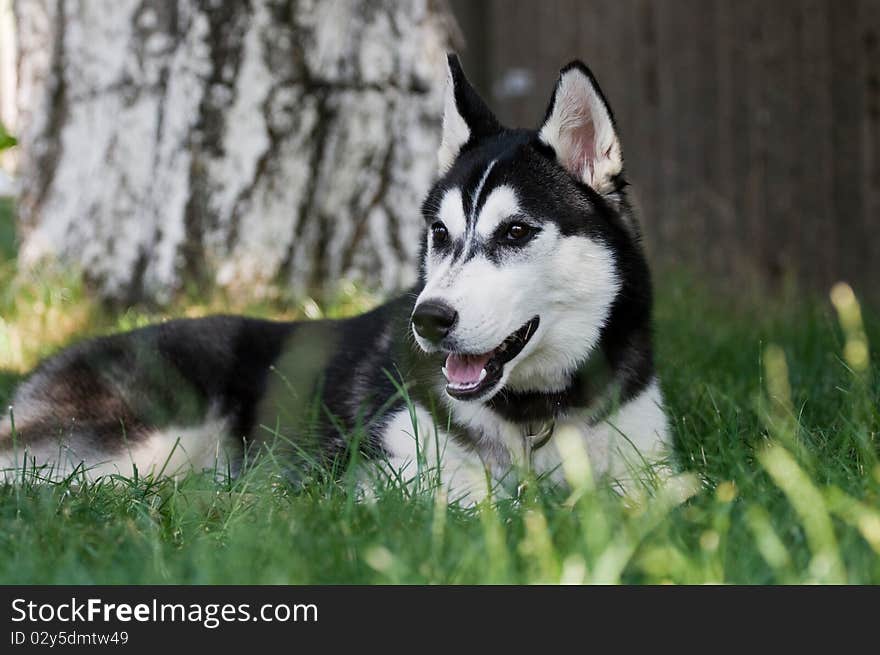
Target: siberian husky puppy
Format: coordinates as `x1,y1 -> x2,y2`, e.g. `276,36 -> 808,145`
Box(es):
1,55 -> 670,502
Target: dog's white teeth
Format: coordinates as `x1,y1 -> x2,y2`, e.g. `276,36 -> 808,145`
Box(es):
479,368 -> 487,381
441,366 -> 450,381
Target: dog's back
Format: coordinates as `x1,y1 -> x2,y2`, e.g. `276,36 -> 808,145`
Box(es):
0,316 -> 295,479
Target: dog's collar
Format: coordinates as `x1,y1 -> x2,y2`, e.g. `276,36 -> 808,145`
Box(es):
493,421 -> 556,499
523,420 -> 555,455
521,420 -> 556,474
487,347 -> 616,424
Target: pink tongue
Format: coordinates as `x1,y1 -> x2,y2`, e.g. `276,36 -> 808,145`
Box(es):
445,353 -> 492,385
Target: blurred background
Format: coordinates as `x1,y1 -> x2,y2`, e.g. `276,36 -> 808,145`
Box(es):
452,0 -> 880,304
0,0 -> 878,307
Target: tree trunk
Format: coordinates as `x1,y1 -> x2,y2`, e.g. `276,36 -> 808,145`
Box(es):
13,0 -> 455,304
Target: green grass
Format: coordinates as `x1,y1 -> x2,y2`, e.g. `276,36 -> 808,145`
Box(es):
0,202 -> 878,584
0,197 -> 14,261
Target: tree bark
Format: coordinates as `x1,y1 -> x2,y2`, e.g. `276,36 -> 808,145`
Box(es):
14,0 -> 455,304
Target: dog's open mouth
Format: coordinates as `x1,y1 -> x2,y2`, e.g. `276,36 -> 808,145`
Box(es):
441,316 -> 540,400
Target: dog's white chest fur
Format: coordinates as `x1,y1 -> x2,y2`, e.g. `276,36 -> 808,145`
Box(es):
379,379 -> 670,503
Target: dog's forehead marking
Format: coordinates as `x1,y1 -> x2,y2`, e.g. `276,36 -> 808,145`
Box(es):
476,185 -> 520,238
437,188 -> 466,239
430,159 -> 524,268
469,160 -> 497,224
463,160 -> 497,254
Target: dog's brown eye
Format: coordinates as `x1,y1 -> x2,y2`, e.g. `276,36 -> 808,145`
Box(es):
506,222 -> 531,241
431,222 -> 449,245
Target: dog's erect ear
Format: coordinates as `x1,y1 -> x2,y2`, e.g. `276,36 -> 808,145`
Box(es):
539,62 -> 622,194
438,53 -> 501,174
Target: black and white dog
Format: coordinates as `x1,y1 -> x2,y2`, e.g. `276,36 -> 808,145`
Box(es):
0,56 -> 670,500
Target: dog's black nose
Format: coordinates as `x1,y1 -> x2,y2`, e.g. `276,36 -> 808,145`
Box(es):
412,300 -> 458,343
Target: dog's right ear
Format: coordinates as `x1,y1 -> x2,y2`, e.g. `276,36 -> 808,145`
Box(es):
438,54 -> 501,174
539,61 -> 622,195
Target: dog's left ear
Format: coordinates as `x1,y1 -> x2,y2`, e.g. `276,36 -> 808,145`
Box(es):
438,53 -> 501,174
539,62 -> 622,194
